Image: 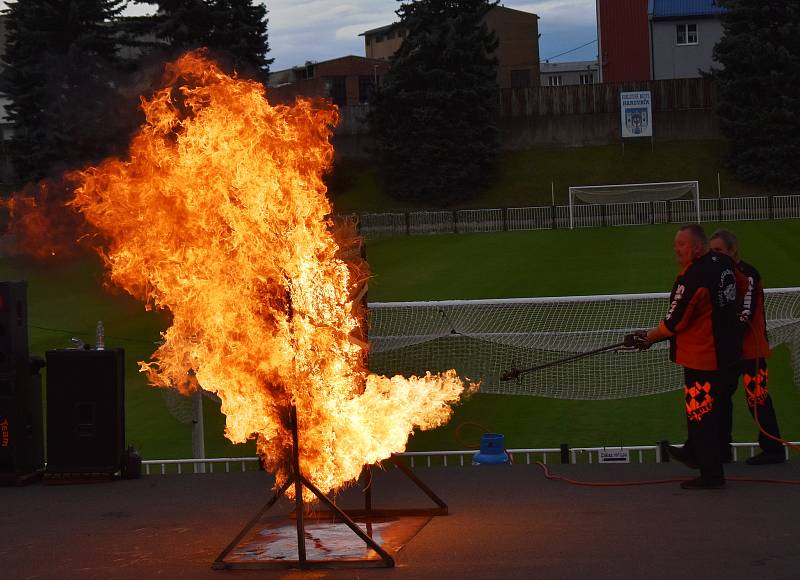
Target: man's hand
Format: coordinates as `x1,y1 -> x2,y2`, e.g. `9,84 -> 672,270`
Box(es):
624,330 -> 651,351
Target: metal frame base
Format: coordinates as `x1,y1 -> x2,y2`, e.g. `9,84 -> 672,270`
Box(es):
212,407 -> 448,570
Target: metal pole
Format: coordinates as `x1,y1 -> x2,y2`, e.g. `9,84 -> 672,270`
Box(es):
501,340 -> 627,381
211,478 -> 293,569
192,389 -> 206,474
300,474 -> 395,567
363,465 -> 373,538
290,406 -> 307,565
390,456 -> 448,512
569,188 -> 574,229
695,181 -> 701,223
364,465 -> 373,513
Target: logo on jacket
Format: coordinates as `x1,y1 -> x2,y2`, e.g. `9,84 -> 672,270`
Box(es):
720,269 -> 736,306
666,284 -> 685,320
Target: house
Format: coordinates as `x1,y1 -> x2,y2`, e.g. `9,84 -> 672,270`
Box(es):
596,0 -> 726,82
649,0 -> 726,79
360,5 -> 541,89
596,0 -> 651,82
361,23 -> 407,61
540,60 -> 600,86
267,56 -> 391,107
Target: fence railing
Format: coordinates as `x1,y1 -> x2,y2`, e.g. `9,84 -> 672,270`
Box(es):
140,442 -> 795,475
354,194 -> 800,237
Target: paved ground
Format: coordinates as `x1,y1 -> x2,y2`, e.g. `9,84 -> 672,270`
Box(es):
3,461 -> 800,580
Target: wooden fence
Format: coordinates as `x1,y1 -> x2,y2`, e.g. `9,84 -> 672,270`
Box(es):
500,78 -> 716,117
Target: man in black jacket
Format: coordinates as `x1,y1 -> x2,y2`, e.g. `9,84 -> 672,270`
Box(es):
710,229 -> 785,465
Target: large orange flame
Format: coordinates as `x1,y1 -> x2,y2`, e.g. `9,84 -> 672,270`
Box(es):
61,51 -> 472,496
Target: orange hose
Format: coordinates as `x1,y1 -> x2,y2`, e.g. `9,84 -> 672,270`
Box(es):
535,462 -> 800,486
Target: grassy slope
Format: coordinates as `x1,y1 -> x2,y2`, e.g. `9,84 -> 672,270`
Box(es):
331,140 -> 777,213
365,221 -> 800,451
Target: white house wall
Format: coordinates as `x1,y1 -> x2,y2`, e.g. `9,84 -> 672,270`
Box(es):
651,18 -> 723,80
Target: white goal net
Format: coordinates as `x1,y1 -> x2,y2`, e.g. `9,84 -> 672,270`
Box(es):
367,288 -> 800,400
568,181 -> 700,229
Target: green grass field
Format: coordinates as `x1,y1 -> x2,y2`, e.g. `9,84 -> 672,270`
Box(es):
2,220 -> 799,458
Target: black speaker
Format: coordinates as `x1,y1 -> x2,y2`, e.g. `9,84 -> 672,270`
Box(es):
0,367 -> 45,485
45,348 -> 125,475
0,281 -> 29,375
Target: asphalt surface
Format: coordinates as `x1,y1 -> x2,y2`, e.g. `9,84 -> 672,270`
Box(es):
3,461 -> 800,580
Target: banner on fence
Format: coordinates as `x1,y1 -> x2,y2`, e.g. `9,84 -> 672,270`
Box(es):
620,91 -> 653,138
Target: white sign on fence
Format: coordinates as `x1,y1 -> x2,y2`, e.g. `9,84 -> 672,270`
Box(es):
620,91 -> 653,138
598,448 -> 631,464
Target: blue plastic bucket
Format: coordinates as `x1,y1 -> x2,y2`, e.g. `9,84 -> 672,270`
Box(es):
472,433 -> 510,464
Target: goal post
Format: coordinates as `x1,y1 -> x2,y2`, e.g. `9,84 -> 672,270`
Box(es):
367,288 -> 800,401
567,180 -> 700,229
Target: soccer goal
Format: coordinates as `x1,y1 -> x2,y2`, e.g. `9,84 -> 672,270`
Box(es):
567,180 -> 700,229
367,288 -> 800,401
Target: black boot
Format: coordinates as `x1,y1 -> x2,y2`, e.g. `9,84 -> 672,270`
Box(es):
666,445 -> 699,469
745,450 -> 785,465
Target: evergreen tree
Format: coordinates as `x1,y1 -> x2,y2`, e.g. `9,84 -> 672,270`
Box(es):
206,0 -> 272,80
149,0 -> 272,81
149,0 -> 217,50
712,1 -> 800,187
369,0 -> 500,205
1,0 -> 128,182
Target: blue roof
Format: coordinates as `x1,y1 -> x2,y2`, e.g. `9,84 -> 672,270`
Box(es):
648,0 -> 726,19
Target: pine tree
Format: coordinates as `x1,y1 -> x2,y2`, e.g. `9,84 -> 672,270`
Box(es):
713,1 -> 800,187
206,0 -> 272,80
149,0 -> 217,51
1,0 -> 128,182
150,0 -> 272,81
369,0 -> 500,205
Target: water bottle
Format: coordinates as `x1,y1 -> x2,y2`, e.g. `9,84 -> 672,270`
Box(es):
95,320 -> 105,351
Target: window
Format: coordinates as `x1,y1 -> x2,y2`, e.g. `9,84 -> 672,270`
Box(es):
375,34 -> 385,43
324,76 -> 347,107
676,23 -> 698,45
579,73 -> 594,85
358,75 -> 377,103
548,75 -> 562,86
387,31 -> 396,40
511,69 -> 531,88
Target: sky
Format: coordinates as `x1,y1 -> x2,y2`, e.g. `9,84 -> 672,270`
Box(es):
1,1 -> 599,72
263,0 -> 599,71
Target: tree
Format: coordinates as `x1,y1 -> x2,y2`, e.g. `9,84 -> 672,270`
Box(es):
206,0 -> 273,80
149,0 -> 272,81
712,1 -> 800,187
369,0 -> 500,205
1,0 -> 129,182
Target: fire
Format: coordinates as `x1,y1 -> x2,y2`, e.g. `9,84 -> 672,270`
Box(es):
62,51 -> 472,496
0,180 -> 87,259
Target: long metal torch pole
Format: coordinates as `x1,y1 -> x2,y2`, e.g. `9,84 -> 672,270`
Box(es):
290,405 -> 307,565
501,340 -> 628,381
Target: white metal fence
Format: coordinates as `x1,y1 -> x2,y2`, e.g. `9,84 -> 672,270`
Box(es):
140,441 -> 794,475
353,194 -> 800,237
506,206 -> 552,230
773,195 -> 800,219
